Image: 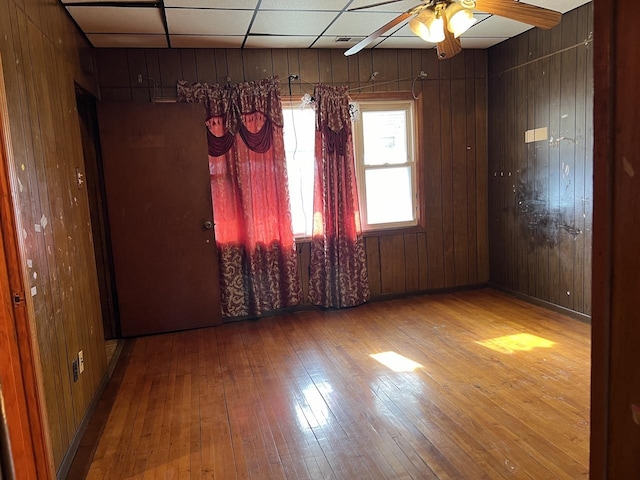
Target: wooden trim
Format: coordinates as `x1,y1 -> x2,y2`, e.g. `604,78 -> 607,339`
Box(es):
64,341 -> 130,479
361,224 -> 426,238
348,92 -> 422,101
0,53 -> 54,479
414,90 -> 425,231
590,0 -> 613,477
364,282 -> 489,304
489,283 -> 591,324
0,199 -> 31,480
352,93 -> 424,233
56,340 -> 124,480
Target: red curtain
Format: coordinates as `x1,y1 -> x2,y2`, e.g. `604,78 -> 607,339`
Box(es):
309,84 -> 370,308
178,78 -> 301,317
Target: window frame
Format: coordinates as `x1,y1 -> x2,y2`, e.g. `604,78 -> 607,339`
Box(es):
281,97 -> 316,240
352,92 -> 423,234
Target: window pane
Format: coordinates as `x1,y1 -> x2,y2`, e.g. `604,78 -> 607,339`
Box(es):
364,166 -> 414,225
362,110 -> 408,166
283,107 -> 315,237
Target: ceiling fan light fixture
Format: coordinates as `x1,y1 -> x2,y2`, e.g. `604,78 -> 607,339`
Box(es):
445,2 -> 477,38
409,9 -> 445,44
408,12 -> 431,42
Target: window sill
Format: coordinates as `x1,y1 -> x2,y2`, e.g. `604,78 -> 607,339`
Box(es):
361,224 -> 425,238
294,224 -> 425,243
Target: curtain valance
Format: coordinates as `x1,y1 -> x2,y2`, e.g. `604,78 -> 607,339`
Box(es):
314,84 -> 351,134
177,77 -> 284,134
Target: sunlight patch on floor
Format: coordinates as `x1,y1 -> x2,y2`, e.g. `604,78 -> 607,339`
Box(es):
295,381 -> 333,430
370,351 -> 423,372
476,333 -> 555,354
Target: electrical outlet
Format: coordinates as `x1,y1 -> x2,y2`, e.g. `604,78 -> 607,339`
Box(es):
78,350 -> 85,373
72,359 -> 79,382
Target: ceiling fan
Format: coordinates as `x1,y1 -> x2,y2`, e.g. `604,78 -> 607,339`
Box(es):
344,0 -> 562,60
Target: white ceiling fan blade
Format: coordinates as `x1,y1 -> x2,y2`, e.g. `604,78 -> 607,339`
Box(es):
348,0 -> 416,12
344,8 -> 422,56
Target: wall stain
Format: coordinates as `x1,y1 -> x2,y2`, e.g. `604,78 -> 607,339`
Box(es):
515,174 -> 581,250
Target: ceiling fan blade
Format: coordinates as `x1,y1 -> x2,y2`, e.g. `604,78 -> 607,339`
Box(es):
437,16 -> 462,60
474,0 -> 561,29
344,10 -> 416,56
348,0 -> 414,12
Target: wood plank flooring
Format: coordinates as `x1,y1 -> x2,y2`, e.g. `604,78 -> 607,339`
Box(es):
71,289 -> 590,479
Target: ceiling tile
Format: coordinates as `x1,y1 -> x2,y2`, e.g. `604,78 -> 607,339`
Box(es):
166,8 -> 254,35
66,6 -> 165,34
87,33 -> 168,48
519,0 -> 590,14
464,15 -> 532,38
164,0 -> 257,7
348,0 -> 419,13
62,0 -> 155,3
170,35 -> 245,48
244,36 -> 316,49
251,11 -> 338,35
325,11 -> 404,36
460,37 -> 508,48
259,0 -> 347,11
374,36 -> 435,49
312,36 -> 366,48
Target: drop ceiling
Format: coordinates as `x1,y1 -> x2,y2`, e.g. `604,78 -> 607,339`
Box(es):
62,0 -> 591,51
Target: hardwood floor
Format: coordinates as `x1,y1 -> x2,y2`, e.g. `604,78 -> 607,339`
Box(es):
71,289 -> 590,479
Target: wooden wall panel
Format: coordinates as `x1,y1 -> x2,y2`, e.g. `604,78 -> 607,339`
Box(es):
422,79 -> 445,289
1,0 -> 107,473
379,235 -> 406,294
474,73 -> 489,283
95,47 -> 489,302
365,237 -> 381,297
439,78 -> 456,287
451,78 -> 469,285
403,234 -> 419,292
1,48 -> 49,480
487,2 -> 593,316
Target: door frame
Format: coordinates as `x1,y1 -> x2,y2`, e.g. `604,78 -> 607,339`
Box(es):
590,0 -> 612,474
590,0 -> 640,477
0,53 -> 54,479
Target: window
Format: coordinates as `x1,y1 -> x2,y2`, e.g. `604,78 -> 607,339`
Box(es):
282,105 -> 315,237
282,95 -> 419,237
353,99 -> 418,231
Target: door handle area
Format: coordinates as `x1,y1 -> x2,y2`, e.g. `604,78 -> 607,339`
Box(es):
203,220 -> 214,230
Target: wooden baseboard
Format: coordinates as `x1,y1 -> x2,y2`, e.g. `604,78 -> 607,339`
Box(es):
219,283 -> 491,325
489,283 -> 592,324
368,283 -> 490,304
56,340 -> 125,480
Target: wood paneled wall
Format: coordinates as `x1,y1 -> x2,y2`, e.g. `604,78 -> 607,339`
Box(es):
487,3 -> 593,316
0,0 -> 107,473
95,47 -> 489,301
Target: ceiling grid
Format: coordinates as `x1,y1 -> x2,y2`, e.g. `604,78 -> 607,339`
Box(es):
61,0 -> 590,50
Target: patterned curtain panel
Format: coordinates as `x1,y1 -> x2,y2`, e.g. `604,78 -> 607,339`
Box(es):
309,84 -> 370,308
178,78 -> 301,317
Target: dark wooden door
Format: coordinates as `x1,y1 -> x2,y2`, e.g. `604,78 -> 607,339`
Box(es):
97,103 -> 221,337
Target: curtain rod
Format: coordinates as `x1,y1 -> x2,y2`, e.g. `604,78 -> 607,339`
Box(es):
289,72 -> 428,91
288,72 -> 429,100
